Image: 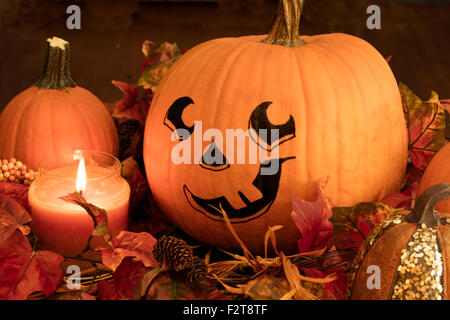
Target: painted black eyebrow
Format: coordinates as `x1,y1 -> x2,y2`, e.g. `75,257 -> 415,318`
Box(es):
248,101 -> 295,151
164,96 -> 195,140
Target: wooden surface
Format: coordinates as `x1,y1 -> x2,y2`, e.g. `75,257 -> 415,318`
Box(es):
0,0 -> 449,111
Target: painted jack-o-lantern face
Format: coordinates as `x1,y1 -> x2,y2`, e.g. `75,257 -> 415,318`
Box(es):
165,97 -> 296,223
143,33 -> 408,255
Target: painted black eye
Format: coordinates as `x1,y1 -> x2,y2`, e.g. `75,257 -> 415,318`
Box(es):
164,97 -> 195,141
200,140 -> 230,171
248,101 -> 295,151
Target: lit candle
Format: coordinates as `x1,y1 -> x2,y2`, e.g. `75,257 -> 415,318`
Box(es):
29,150 -> 130,256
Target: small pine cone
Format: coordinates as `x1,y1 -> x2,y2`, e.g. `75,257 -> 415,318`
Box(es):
184,256 -> 207,286
152,235 -> 194,271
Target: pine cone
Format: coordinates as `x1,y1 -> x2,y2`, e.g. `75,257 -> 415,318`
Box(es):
152,235 -> 194,271
184,256 -> 207,286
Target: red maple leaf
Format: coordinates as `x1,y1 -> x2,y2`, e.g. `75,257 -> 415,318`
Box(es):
97,257 -> 153,300
110,81 -> 151,125
381,181 -> 418,210
291,177 -> 334,253
0,232 -> 63,299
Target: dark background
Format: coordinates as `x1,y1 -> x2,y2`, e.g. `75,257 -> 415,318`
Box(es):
0,0 -> 449,111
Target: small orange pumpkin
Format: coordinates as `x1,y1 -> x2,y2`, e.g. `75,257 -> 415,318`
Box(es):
348,183 -> 450,300
143,0 -> 408,254
0,37 -> 119,170
418,142 -> 450,213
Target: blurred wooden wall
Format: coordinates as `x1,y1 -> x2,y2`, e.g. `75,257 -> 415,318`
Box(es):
0,0 -> 449,111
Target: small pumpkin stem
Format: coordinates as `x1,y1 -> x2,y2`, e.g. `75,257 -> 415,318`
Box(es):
406,183 -> 450,227
34,37 -> 77,90
261,0 -> 306,47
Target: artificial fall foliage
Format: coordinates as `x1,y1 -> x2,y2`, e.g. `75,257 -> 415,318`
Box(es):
330,202 -> 399,263
0,182 -> 29,211
138,41 -> 183,92
291,177 -> 334,254
0,231 -> 64,300
401,82 -> 447,171
0,40 -> 448,300
110,81 -> 151,126
0,195 -> 31,243
59,192 -> 113,247
98,231 -> 158,271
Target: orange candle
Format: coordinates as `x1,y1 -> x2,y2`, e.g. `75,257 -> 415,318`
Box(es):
29,150 -> 130,256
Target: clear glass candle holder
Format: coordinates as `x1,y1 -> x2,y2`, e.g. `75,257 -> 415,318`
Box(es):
29,150 -> 130,256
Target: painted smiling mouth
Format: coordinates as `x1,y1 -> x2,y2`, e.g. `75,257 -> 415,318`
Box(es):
183,157 -> 295,223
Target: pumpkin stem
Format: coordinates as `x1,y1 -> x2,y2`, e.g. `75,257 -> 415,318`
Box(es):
406,183 -> 450,227
34,37 -> 77,90
261,0 -> 306,47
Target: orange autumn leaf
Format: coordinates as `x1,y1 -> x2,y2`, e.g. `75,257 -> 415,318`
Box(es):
98,231 -> 158,271
0,195 -> 31,244
0,182 -> 29,211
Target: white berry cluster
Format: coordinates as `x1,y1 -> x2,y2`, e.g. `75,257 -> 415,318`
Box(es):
0,158 -> 39,185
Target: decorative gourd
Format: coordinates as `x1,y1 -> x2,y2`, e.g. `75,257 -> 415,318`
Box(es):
348,183 -> 450,300
418,143 -> 450,213
0,37 -> 119,170
143,0 -> 408,254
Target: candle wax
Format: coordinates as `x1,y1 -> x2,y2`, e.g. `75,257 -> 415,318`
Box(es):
29,165 -> 130,256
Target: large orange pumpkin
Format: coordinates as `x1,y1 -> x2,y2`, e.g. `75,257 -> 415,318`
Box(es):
143,0 -> 408,254
0,37 -> 118,170
418,142 -> 450,213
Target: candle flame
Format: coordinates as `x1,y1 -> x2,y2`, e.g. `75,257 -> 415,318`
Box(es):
76,156 -> 86,193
